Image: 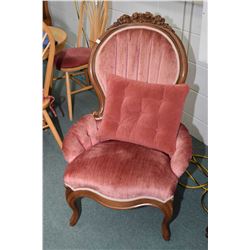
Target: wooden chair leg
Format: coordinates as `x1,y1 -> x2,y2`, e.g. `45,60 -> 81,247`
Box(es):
65,72 -> 73,121
49,65 -> 56,90
65,187 -> 82,226
161,199 -> 173,241
43,109 -> 62,149
84,68 -> 90,84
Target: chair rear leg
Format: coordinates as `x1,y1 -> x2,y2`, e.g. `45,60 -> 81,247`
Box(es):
161,199 -> 173,241
83,67 -> 90,84
65,187 -> 82,226
65,72 -> 73,121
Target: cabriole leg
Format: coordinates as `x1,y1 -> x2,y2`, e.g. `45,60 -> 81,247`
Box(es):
161,199 -> 173,240
65,187 -> 82,226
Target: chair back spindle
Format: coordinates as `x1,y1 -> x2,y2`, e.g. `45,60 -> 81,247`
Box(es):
76,0 -> 109,48
43,22 -> 56,97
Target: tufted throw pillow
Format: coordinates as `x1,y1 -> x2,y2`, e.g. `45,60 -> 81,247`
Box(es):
97,74 -> 189,156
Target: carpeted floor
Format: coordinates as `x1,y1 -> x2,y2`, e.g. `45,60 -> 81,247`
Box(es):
43,73 -> 208,250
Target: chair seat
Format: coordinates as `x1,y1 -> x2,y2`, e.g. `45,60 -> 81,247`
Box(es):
54,47 -> 91,70
64,140 -> 178,203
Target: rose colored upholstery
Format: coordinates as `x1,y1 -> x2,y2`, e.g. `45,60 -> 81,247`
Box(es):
62,22 -> 192,205
62,114 -> 101,163
62,114 -> 192,202
94,26 -> 180,95
170,124 -> 193,177
54,47 -> 91,69
97,75 -> 189,155
64,140 -> 178,202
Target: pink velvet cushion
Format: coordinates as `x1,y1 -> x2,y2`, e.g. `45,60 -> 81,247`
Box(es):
64,140 -> 178,202
54,47 -> 91,69
97,75 -> 189,156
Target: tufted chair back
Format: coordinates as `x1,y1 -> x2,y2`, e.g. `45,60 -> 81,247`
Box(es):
89,12 -> 188,118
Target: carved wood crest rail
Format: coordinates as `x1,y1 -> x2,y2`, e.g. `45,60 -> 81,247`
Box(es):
109,12 -> 175,33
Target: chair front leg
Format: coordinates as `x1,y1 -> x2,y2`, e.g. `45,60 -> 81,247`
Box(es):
65,187 -> 82,226
161,199 -> 174,241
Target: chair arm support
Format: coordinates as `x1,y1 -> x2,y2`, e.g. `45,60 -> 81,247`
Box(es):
62,114 -> 101,163
170,124 -> 192,178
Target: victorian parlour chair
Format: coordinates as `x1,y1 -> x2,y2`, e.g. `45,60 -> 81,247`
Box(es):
54,1 -> 108,120
43,22 -> 63,148
62,12 -> 192,240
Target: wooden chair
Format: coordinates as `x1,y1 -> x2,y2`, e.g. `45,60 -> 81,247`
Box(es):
43,22 -> 63,148
43,1 -> 52,26
62,13 -> 192,240
53,0 -> 108,120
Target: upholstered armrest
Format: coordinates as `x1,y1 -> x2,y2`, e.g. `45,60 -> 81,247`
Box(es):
62,114 -> 101,163
170,124 -> 192,178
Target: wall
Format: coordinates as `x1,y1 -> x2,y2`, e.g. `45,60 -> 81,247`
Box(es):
48,0 -> 208,145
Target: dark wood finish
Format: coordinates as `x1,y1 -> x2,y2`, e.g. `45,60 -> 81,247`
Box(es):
88,12 -> 188,119
43,1 -> 52,26
65,186 -> 173,240
109,12 -> 175,33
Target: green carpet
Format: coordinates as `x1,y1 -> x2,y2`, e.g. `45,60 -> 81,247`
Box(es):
43,73 -> 208,250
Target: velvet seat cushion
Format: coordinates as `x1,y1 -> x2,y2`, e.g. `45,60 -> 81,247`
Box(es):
97,75 -> 189,156
64,140 -> 178,202
62,114 -> 192,179
54,47 -> 91,69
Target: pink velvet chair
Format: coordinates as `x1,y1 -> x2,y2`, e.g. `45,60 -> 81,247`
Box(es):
63,12 -> 192,241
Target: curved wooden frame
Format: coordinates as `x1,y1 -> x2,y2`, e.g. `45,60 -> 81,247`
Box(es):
65,186 -> 173,240
88,12 -> 188,119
